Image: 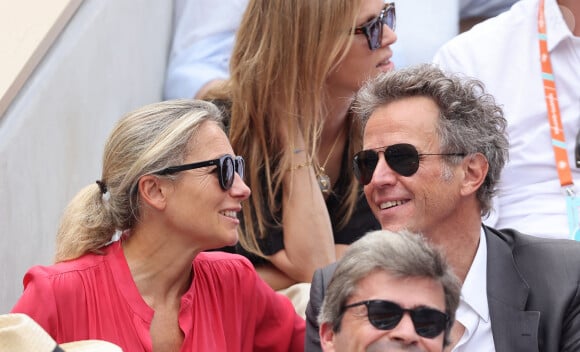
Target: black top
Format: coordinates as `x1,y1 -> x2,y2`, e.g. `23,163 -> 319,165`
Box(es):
212,99 -> 380,265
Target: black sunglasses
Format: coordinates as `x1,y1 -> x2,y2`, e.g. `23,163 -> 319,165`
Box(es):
353,143 -> 465,185
155,154 -> 245,191
353,2 -> 396,51
342,300 -> 449,339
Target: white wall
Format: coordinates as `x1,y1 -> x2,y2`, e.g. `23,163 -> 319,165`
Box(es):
0,0 -> 173,313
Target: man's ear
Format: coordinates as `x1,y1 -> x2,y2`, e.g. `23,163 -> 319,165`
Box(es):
319,322 -> 337,352
137,175 -> 170,211
460,153 -> 488,197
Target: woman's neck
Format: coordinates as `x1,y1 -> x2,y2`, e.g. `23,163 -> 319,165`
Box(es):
313,91 -> 353,189
123,225 -> 197,304
321,91 -> 353,142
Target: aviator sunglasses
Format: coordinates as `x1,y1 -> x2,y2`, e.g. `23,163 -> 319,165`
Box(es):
155,154 -> 245,191
353,2 -> 396,51
342,300 -> 449,338
353,143 -> 465,185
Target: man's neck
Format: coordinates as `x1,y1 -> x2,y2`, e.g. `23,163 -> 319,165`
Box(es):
443,231 -> 481,283
426,209 -> 482,283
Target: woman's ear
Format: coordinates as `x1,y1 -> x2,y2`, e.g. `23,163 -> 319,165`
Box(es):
138,175 -> 169,211
460,153 -> 488,197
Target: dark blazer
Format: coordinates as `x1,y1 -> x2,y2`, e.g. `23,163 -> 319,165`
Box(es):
305,226 -> 580,352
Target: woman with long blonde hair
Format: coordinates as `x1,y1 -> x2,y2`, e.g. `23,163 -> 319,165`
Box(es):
205,0 -> 397,300
12,100 -> 305,351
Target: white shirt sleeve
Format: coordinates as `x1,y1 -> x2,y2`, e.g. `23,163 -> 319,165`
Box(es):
163,0 -> 249,99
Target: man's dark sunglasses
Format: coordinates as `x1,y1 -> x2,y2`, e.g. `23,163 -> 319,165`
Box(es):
342,299 -> 449,338
353,2 -> 396,51
353,143 -> 465,185
155,154 -> 244,191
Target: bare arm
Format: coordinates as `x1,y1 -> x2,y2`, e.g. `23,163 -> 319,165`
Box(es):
255,263 -> 298,291
258,243 -> 348,290
194,79 -> 226,99
266,150 -> 336,284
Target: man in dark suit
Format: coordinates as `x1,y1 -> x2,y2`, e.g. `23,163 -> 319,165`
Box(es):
305,64 -> 580,352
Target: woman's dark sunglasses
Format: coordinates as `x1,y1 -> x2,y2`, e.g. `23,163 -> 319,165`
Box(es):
342,300 -> 449,338
353,2 -> 396,51
353,143 -> 465,185
155,154 -> 244,191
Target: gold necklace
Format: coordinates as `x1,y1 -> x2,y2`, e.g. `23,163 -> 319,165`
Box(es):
316,130 -> 344,194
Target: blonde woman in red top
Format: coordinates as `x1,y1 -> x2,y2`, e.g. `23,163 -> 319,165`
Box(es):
12,100 -> 305,351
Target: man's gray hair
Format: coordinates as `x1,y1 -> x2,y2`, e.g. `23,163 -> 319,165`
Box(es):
353,64 -> 509,217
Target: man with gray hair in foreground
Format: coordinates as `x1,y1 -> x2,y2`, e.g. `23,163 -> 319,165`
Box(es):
318,230 -> 461,352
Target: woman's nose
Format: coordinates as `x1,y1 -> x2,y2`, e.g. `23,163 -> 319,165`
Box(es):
231,173 -> 251,199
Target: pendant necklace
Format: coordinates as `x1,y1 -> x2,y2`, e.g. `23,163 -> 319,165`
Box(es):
316,129 -> 344,194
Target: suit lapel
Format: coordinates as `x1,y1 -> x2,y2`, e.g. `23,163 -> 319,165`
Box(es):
485,227 -> 540,352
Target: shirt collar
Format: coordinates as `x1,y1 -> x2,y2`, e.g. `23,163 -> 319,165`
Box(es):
459,227 -> 490,322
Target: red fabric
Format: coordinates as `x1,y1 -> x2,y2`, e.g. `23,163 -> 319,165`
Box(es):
12,242 -> 305,351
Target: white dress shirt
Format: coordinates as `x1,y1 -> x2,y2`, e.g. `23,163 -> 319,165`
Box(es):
163,0 -> 248,99
434,0 -> 580,239
452,228 -> 496,351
